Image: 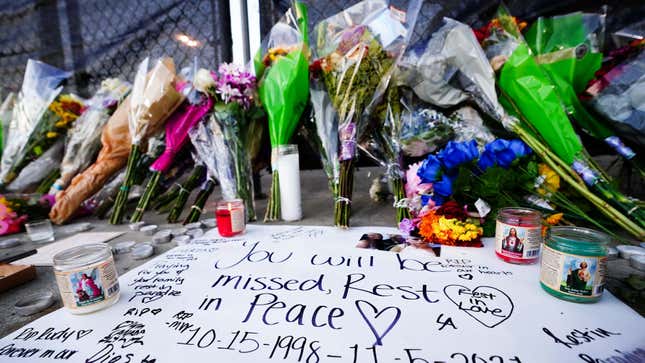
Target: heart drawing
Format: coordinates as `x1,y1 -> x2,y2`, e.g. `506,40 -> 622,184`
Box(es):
355,300 -> 401,346
443,285 -> 514,328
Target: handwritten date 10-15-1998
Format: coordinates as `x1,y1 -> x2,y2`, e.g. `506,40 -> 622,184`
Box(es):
170,323 -> 521,363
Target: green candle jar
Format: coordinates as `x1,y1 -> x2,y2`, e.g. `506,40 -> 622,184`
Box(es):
539,226 -> 609,303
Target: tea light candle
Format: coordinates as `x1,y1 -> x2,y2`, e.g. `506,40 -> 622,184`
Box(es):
216,199 -> 245,237
276,144 -> 302,221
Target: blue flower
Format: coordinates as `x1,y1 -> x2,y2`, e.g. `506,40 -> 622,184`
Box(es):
438,140 -> 479,170
421,194 -> 432,207
431,194 -> 446,206
477,149 -> 496,171
509,139 -> 531,158
481,139 -> 530,169
433,173 -> 454,197
417,155 -> 442,183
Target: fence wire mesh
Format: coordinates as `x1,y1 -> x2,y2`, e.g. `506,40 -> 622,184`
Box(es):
0,0 -> 232,97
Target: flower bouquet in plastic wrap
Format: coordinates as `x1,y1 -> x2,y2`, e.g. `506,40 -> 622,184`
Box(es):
130,65 -> 213,223
479,6 -> 645,239
183,115 -> 236,224
210,64 -> 264,222
49,78 -> 131,195
523,11 -> 641,174
254,1 -> 309,222
314,0 -> 420,227
0,60 -> 82,188
109,57 -> 184,224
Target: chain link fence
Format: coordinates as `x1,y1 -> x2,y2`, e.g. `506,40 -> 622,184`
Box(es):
262,0 -> 645,48
0,0 -> 232,97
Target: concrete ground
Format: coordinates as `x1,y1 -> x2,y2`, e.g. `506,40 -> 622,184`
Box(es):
0,167 -> 643,338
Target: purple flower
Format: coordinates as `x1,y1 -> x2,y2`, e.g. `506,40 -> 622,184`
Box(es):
215,63 -> 257,109
399,218 -> 416,234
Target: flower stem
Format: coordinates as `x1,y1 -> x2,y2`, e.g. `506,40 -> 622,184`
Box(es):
183,179 -> 216,224
264,171 -> 281,222
334,159 -> 354,228
130,171 -> 161,223
391,176 -> 410,223
166,165 -> 206,222
514,126 -> 644,238
110,145 -> 141,224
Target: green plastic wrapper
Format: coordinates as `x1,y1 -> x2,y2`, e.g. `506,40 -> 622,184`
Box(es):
525,12 -> 616,143
254,3 -> 309,148
498,43 -> 582,164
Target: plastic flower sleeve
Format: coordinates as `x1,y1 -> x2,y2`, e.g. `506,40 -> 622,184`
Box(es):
7,139 -> 64,193
585,51 -> 645,148
0,60 -> 71,184
307,79 -> 340,193
0,92 -> 16,156
50,79 -> 131,195
397,18 -> 506,122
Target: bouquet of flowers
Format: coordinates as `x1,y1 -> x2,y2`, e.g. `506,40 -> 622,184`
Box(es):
49,78 -> 131,195
49,96 -> 132,224
481,7 -> 645,238
0,193 -> 50,236
130,68 -> 213,223
314,0 -> 419,227
209,64 -> 264,221
0,59 -> 76,187
254,1 -> 309,222
523,12 -> 640,174
110,57 -> 184,224
184,115 -> 237,224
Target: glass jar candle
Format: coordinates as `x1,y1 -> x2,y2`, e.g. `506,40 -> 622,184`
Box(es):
540,226 -> 608,303
216,199 -> 245,237
495,207 -> 543,264
275,144 -> 302,221
53,243 -> 120,314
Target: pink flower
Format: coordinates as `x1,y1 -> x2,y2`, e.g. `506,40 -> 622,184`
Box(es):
405,162 -> 433,199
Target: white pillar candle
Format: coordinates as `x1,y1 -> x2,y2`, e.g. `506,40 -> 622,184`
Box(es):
277,145 -> 302,221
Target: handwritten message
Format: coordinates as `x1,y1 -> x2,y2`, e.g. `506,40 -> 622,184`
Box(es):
0,225 -> 643,363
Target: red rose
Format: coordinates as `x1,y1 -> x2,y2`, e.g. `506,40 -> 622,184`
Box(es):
436,201 -> 468,221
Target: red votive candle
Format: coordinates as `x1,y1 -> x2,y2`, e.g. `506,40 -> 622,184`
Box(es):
216,199 -> 245,237
495,207 -> 543,264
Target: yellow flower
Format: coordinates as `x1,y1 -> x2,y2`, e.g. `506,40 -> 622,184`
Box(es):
545,213 -> 563,226
537,163 -> 560,195
46,132 -> 59,138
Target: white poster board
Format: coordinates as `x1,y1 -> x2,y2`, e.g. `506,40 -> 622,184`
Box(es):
1,225 -> 643,363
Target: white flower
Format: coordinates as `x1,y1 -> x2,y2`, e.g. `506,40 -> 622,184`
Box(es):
194,68 -> 216,93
